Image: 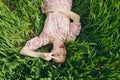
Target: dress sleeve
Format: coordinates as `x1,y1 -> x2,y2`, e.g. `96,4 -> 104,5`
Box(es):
68,22 -> 81,40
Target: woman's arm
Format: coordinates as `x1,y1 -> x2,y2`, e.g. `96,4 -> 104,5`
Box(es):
20,47 -> 52,61
46,7 -> 80,23
58,8 -> 80,23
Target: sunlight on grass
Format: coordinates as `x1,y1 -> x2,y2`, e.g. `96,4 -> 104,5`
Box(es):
0,0 -> 120,79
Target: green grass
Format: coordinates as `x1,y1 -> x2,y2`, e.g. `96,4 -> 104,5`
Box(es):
0,0 -> 120,79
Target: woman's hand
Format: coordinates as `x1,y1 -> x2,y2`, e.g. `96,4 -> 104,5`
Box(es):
39,53 -> 52,61
44,6 -> 59,13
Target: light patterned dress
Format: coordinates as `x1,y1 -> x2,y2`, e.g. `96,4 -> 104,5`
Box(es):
25,0 -> 81,50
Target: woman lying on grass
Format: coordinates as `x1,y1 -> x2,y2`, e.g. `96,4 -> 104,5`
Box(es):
20,0 -> 81,63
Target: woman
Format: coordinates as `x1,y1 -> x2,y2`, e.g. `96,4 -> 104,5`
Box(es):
20,0 -> 81,63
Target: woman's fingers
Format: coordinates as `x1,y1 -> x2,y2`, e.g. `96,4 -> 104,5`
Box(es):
51,56 -> 59,60
39,53 -> 52,61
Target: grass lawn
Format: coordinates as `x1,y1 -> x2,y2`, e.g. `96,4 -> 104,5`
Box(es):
0,0 -> 120,79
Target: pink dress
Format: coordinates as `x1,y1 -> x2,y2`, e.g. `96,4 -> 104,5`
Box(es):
25,0 -> 81,50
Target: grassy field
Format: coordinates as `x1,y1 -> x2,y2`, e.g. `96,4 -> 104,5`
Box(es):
0,0 -> 120,79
